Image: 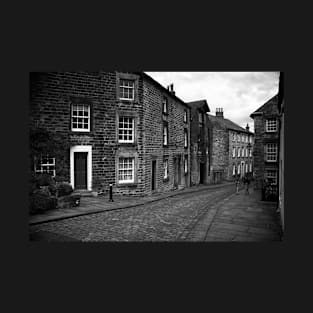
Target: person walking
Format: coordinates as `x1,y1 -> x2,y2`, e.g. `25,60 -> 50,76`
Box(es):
244,174 -> 250,195
235,175 -> 240,195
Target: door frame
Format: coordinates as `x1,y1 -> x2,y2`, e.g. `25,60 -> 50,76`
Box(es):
151,159 -> 157,191
70,145 -> 92,190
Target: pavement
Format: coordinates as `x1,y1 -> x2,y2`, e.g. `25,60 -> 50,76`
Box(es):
29,182 -> 236,225
29,182 -> 282,242
181,187 -> 282,241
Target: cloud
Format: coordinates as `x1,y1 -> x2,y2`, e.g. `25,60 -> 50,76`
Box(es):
146,71 -> 279,133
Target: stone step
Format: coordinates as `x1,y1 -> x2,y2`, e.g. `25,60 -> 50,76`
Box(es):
72,190 -> 93,197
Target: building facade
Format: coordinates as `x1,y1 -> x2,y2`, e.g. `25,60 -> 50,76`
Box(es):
30,71 -> 191,196
187,100 -> 211,186
277,72 -> 285,231
207,108 -> 254,183
250,94 -> 280,198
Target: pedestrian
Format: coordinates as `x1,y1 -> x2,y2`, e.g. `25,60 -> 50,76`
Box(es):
235,175 -> 240,195
245,174 -> 250,195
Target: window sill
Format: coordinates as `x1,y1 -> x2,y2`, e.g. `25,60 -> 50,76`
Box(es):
117,142 -> 136,147
70,130 -> 92,135
116,183 -> 138,188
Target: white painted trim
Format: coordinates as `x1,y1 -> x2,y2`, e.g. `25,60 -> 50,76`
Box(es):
70,145 -> 92,191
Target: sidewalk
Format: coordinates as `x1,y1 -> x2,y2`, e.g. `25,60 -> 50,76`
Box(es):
29,182 -> 235,225
182,187 -> 282,241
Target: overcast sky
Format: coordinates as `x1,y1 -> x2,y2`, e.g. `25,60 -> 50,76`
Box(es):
146,72 -> 280,133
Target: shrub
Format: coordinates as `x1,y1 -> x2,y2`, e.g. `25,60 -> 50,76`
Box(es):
36,173 -> 55,187
29,192 -> 57,214
57,182 -> 73,197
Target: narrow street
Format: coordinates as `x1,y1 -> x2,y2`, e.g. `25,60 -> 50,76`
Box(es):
29,184 -> 281,242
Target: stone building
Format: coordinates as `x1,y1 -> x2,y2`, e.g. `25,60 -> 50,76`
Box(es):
277,72 -> 284,231
187,100 -> 211,185
250,94 -> 280,198
207,108 -> 254,183
30,71 -> 191,196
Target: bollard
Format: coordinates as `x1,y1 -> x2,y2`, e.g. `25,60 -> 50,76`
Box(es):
109,183 -> 114,202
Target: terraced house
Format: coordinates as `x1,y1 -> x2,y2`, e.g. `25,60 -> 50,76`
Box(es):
250,94 -> 280,199
30,72 -> 191,196
207,108 -> 254,183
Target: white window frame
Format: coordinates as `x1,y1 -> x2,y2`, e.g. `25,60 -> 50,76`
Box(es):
238,147 -> 241,157
245,148 -> 248,157
233,164 -> 236,175
163,124 -> 168,146
183,110 -> 187,123
266,169 -> 277,185
241,147 -> 244,157
198,112 -> 203,124
184,157 -> 188,174
237,164 -> 240,174
249,148 -> 252,157
232,147 -> 236,158
163,98 -> 168,114
119,79 -> 135,100
266,119 -> 278,132
71,104 -> 90,132
118,116 -> 135,143
249,163 -> 252,172
266,143 -> 278,162
118,157 -> 135,184
35,155 -> 56,177
245,163 -> 248,173
184,130 -> 188,148
164,158 -> 169,179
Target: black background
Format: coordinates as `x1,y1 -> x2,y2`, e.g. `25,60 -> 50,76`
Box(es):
3,1 -> 307,312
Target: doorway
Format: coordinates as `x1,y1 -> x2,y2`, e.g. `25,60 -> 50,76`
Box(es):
151,160 -> 157,191
200,162 -> 205,184
74,152 -> 88,189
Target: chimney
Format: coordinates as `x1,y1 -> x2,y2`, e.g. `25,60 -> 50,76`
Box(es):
246,123 -> 250,131
216,107 -> 224,118
168,83 -> 175,95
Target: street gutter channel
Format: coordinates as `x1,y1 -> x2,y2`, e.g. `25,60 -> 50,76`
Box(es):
177,189 -> 238,241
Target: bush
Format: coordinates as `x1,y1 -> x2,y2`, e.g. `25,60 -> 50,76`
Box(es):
57,182 -> 73,197
36,173 -> 54,187
29,192 -> 57,214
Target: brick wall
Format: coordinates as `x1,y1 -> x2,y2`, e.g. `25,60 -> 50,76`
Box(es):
252,96 -> 279,189
30,71 -> 118,192
142,78 -> 190,194
30,71 -> 190,196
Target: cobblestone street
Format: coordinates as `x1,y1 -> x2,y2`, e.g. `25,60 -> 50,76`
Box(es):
30,185 -> 236,241
29,184 -> 282,242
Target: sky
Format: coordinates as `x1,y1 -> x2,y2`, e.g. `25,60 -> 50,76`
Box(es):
145,72 -> 280,133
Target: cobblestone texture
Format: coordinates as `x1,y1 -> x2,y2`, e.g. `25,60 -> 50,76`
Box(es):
30,185 -> 236,242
